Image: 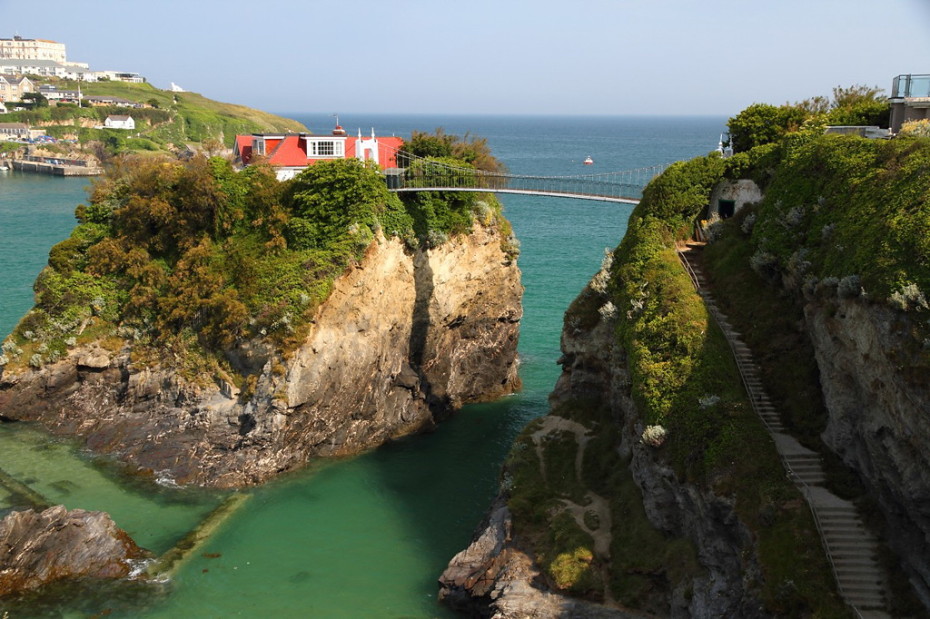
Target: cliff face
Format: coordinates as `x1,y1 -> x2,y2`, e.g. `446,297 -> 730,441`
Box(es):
440,281 -> 769,618
0,224 -> 521,488
804,296 -> 930,601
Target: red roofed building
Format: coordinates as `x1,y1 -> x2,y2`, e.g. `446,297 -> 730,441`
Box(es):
234,124 -> 404,181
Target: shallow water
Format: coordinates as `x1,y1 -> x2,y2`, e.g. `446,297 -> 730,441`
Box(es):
0,115 -> 725,617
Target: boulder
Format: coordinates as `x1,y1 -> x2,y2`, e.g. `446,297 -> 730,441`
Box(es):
0,505 -> 149,597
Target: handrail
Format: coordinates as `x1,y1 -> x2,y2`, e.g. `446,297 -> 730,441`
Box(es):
676,246 -> 864,617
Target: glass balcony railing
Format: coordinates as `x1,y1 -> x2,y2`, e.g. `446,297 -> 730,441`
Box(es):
892,74 -> 930,99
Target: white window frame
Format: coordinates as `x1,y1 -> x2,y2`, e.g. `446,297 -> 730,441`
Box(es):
309,139 -> 344,158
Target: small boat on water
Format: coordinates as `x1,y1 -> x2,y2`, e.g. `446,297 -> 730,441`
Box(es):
583,156 -> 594,165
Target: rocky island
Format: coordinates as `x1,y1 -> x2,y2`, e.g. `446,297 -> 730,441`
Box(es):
0,132 -> 522,487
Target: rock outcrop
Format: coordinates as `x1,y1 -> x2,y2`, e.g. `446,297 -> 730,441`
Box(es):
440,282 -> 770,618
0,505 -> 148,597
439,498 -> 639,619
804,296 -> 930,603
0,224 -> 521,487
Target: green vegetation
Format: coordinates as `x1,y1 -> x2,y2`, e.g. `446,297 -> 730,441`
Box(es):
745,135 -> 930,303
1,138 -> 509,378
399,128 -> 506,174
727,85 -> 889,152
2,80 -> 306,157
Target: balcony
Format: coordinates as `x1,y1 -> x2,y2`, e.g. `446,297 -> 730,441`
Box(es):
892,74 -> 930,100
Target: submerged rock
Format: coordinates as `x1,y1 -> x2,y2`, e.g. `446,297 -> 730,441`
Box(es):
0,505 -> 149,597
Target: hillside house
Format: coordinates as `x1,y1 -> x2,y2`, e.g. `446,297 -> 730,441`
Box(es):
0,75 -> 34,102
890,73 -> 930,132
234,125 -> 404,181
0,122 -> 30,140
38,84 -> 81,103
84,95 -> 140,108
104,115 -> 135,130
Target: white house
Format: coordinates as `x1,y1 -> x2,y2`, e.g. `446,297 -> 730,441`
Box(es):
104,115 -> 135,130
0,122 -> 30,140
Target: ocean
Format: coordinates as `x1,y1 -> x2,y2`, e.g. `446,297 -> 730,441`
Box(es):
0,114 -> 726,617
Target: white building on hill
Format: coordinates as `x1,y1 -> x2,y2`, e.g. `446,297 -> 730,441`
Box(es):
0,36 -> 67,62
104,115 -> 135,130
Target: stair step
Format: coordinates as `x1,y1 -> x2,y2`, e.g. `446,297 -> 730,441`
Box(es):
821,520 -> 867,527
793,472 -> 826,479
835,569 -> 882,580
823,529 -> 872,537
827,529 -> 873,536
846,595 -> 886,607
818,511 -> 862,518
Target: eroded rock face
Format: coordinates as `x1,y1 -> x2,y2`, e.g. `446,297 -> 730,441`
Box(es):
805,297 -> 930,602
439,498 -> 638,619
440,283 -> 768,618
0,225 -> 522,487
0,505 -> 148,597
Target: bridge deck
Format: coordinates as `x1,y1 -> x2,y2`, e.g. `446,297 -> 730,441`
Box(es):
392,186 -> 640,204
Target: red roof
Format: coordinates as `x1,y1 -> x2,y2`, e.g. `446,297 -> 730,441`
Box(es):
234,133 -> 404,170
266,135 -> 309,167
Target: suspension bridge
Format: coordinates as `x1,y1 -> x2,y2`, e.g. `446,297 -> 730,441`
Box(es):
383,150 -> 672,204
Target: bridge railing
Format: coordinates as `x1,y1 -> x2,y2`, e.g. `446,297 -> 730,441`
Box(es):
383,148 -> 671,201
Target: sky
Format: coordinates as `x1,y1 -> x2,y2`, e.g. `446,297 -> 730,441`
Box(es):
2,0 -> 929,119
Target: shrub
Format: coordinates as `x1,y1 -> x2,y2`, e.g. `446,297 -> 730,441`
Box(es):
899,119 -> 930,137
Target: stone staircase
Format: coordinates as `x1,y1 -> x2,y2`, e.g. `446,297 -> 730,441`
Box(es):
678,243 -> 889,618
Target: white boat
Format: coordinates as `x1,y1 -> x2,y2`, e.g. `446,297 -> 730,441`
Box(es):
583,156 -> 594,165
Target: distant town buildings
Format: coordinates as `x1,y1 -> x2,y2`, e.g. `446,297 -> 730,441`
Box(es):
235,125 -> 404,181
0,35 -> 145,89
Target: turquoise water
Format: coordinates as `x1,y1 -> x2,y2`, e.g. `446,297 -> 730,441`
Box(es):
0,115 -> 725,617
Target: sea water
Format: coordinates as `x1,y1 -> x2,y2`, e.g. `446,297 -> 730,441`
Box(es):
0,115 -> 725,617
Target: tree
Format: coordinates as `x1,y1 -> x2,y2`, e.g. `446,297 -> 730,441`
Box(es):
401,128 -> 506,173
727,104 -> 808,153
21,92 -> 48,109
284,158 -> 406,247
826,84 -> 889,127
